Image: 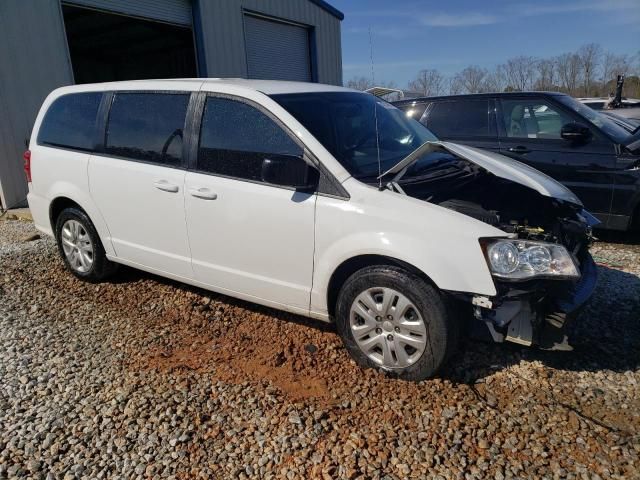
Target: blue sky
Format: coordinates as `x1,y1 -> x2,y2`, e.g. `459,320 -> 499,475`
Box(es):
330,0 -> 640,86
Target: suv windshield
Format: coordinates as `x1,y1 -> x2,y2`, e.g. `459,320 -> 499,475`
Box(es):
556,95 -> 630,144
271,92 -> 437,180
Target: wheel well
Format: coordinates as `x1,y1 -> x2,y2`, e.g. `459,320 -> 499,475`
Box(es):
326,254 -> 436,319
49,197 -> 83,230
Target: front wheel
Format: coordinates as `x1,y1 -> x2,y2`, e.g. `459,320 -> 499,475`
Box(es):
335,265 -> 457,381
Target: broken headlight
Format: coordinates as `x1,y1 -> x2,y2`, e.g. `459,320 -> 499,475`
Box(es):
482,239 -> 579,280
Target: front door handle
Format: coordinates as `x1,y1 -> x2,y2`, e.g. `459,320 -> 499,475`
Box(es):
189,187 -> 218,200
153,180 -> 179,193
507,146 -> 531,154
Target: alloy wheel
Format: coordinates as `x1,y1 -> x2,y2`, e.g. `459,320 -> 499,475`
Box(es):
61,219 -> 94,273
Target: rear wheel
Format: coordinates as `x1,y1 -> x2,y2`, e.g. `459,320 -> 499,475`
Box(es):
55,207 -> 118,282
335,265 -> 457,381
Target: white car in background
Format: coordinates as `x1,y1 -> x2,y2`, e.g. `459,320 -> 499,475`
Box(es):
26,79 -> 597,380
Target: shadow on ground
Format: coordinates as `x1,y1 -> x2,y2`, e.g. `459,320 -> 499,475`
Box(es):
442,264 -> 640,384
595,228 -> 640,245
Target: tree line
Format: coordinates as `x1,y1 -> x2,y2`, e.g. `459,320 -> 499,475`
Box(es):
346,43 -> 640,99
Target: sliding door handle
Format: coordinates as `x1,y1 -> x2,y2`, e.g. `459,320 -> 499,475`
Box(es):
153,180 -> 179,193
189,187 -> 218,200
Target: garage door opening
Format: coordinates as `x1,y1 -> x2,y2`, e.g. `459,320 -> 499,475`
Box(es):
62,4 -> 197,84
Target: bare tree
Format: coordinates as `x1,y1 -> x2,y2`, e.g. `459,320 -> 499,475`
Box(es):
601,52 -> 633,85
503,56 -> 538,91
534,58 -> 557,91
349,42 -> 640,99
448,76 -> 464,95
484,65 -> 507,93
345,76 -> 374,91
407,69 -> 445,96
451,66 -> 488,94
577,43 -> 602,96
555,53 -> 582,94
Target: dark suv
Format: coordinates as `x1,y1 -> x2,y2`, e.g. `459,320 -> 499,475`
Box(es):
394,92 -> 640,230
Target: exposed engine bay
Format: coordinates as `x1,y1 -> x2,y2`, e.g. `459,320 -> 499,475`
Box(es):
380,146 -> 598,351
397,154 -> 593,255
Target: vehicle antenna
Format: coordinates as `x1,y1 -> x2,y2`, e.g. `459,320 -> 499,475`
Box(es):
369,27 -> 382,189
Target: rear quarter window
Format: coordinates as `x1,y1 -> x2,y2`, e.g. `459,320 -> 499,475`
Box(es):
37,92 -> 102,151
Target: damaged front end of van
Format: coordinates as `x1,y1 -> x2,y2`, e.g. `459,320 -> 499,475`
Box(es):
380,141 -> 599,350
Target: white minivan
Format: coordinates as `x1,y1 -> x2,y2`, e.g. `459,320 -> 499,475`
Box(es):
26,79 -> 598,380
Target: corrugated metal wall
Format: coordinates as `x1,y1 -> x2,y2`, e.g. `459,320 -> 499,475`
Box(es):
196,0 -> 342,86
0,0 -> 74,208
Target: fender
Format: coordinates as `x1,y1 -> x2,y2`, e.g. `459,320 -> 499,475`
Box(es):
310,179 -> 506,318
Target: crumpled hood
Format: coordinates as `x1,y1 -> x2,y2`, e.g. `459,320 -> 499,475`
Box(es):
381,141 -> 583,206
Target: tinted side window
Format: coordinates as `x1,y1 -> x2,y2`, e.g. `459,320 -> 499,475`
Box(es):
501,99 -> 574,139
197,97 -> 302,182
426,100 -> 490,138
38,93 -> 102,151
105,93 -> 189,166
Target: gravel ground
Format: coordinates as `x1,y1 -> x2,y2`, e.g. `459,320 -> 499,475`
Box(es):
0,218 -> 639,479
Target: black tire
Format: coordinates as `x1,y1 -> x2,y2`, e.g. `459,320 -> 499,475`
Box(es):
335,265 -> 457,381
54,207 -> 118,282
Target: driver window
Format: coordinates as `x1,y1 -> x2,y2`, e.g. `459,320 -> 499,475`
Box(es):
105,92 -> 190,167
501,99 -> 573,140
197,97 -> 302,182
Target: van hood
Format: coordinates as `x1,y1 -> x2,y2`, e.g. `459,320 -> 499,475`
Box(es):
380,141 -> 583,207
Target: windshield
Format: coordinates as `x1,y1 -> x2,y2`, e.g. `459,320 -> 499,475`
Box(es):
270,92 -> 438,180
556,95 -> 630,144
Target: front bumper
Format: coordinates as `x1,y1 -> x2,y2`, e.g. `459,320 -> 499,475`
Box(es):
472,253 -> 598,350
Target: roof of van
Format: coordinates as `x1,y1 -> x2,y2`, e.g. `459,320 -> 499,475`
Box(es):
53,78 -> 357,96
202,78 -> 354,94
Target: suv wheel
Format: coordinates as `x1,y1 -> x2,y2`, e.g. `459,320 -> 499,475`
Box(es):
336,265 -> 456,381
55,207 -> 118,282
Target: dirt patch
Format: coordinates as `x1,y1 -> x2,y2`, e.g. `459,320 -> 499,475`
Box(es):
127,303 -> 339,403
140,330 -> 331,402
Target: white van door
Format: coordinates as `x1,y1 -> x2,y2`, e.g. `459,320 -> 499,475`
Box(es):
184,96 -> 316,312
88,92 -> 193,278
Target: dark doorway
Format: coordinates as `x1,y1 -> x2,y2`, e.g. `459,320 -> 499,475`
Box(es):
62,5 -> 197,84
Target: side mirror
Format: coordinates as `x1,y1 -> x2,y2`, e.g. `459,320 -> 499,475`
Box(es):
561,122 -> 592,144
261,154 -> 319,190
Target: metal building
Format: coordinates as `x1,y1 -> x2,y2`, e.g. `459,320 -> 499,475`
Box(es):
0,0 -> 343,209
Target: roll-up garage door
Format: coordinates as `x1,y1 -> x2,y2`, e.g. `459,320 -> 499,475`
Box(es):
244,14 -> 312,82
63,0 -> 192,26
